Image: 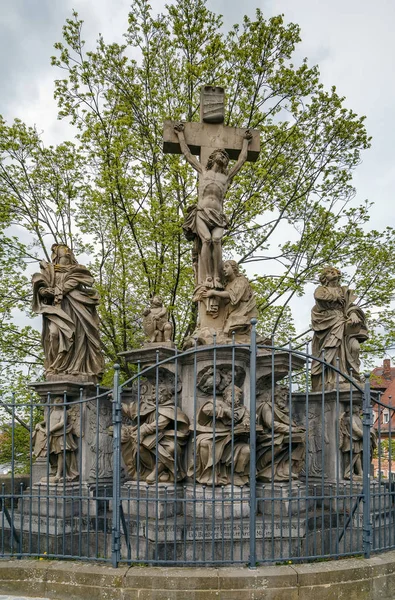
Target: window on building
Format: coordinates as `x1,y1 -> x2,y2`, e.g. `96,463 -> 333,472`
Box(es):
383,410 -> 390,424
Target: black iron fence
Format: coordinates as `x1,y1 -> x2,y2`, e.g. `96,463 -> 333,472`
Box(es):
0,324 -> 394,567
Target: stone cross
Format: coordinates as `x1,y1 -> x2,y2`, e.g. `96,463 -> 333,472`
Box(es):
162,85 -> 260,336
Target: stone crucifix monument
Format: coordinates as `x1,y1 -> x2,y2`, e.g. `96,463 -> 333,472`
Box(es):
163,85 -> 260,344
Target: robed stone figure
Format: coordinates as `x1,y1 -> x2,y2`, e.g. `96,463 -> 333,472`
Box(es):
32,244 -> 104,379
311,266 -> 368,391
256,386 -> 305,482
189,385 -> 250,486
120,385 -> 190,485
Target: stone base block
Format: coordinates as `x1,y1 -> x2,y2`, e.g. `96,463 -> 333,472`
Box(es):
20,483 -> 95,518
124,515 -> 307,545
120,482 -> 182,519
257,482 -> 305,516
184,484 -> 250,519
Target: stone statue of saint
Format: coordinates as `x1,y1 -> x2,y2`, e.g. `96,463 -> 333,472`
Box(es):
311,266 -> 368,391
32,244 -> 104,380
339,404 -> 364,480
201,260 -> 257,339
256,386 -> 305,482
174,122 -> 252,289
32,397 -> 79,483
118,384 -> 190,485
189,384 -> 250,486
142,296 -> 173,343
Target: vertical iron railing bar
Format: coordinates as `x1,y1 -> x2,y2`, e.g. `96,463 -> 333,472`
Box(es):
44,393 -> 51,559
155,350 -> 160,563
221,485 -> 225,560
384,404 -> 390,550
240,485 -> 244,562
164,486 -> 168,562
95,385 -> 100,559
145,485 -> 149,561
297,483 -> 302,558
328,483 -> 333,556
320,352 -> 326,557
335,357 -> 340,556
304,342 -> 310,558
136,359 -> 142,562
19,481 -> 23,557
288,339 -> 293,559
269,336 -> 275,561
10,392 -> 16,557
313,484 -> 317,556
183,484 -> 187,563
1,483 -> 4,555
78,387 -> 84,559
62,391 -> 68,558
279,485 -> 283,559
111,363 -> 121,568
211,332 -> 217,562
192,337 -> 198,563
55,481 -> 59,556
249,319 -> 257,569
349,371 -> 354,552
230,330 -> 236,563
86,474 -> 91,559
389,405 -> 394,549
127,488 -> 132,562
362,373 -> 372,558
261,484 -> 265,561
28,392 -> 34,556
37,481 -> 41,558
173,346 -> 179,563
202,485 -> 206,563
377,392 -> 382,550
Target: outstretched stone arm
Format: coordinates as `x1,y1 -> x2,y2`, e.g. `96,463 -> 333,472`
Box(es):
174,123 -> 203,174
228,129 -> 253,180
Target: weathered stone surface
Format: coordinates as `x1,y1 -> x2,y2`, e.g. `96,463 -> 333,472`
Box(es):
256,386 -> 305,483
310,266 -> 368,392
292,388 -> 364,482
118,384 -> 190,485
2,554 -> 395,599
188,384 -> 250,486
32,397 -> 79,483
163,120 -> 260,162
142,296 -> 173,344
32,243 -> 104,382
121,481 -> 182,519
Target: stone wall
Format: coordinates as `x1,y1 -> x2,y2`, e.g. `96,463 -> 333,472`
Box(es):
1,552 -> 395,599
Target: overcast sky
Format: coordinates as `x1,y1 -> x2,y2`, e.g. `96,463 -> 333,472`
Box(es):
1,0 -> 394,335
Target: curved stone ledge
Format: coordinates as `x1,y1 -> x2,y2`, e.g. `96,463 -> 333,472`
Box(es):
1,552 -> 395,599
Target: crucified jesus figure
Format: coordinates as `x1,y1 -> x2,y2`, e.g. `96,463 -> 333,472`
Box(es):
174,123 -> 252,289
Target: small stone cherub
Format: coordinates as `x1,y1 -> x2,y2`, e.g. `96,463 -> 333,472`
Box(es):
142,296 -> 173,343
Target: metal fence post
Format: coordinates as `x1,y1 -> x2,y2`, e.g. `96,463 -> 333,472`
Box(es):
249,318 -> 258,569
362,373 -> 373,558
111,364 -> 122,568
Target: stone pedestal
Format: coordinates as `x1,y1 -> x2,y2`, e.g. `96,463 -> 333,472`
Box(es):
121,482 -> 182,519
21,482 -> 94,518
29,379 -> 112,486
257,482 -> 304,517
184,484 -> 250,519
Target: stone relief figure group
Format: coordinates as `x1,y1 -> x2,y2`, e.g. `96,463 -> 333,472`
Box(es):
117,380 -> 307,487
30,241 -> 372,488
